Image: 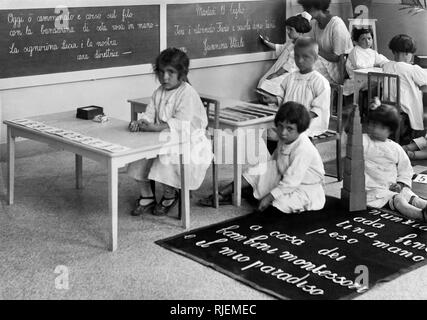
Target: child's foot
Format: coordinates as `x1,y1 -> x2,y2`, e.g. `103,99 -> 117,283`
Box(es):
131,196 -> 156,216
153,189 -> 179,216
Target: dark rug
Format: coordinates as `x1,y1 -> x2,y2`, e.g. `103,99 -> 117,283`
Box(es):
156,197 -> 427,300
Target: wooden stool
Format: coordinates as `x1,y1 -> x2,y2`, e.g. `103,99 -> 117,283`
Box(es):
348,18 -> 378,50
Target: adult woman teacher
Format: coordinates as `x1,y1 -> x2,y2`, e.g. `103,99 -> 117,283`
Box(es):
298,0 -> 353,84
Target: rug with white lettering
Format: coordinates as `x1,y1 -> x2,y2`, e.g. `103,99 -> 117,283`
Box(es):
155,197 -> 427,300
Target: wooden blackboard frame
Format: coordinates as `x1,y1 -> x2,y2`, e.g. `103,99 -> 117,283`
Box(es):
0,0 -> 287,90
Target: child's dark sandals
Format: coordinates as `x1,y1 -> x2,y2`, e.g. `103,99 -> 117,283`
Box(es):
131,196 -> 156,216
153,195 -> 179,216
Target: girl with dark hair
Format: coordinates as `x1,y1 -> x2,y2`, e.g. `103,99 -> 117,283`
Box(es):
127,48 -> 212,216
343,27 -> 389,95
382,34 -> 427,144
363,100 -> 427,222
199,101 -> 326,214
298,0 -> 353,84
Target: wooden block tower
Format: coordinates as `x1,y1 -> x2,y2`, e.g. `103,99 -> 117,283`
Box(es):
341,105 -> 367,211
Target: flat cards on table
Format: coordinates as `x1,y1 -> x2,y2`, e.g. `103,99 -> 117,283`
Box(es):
9,119 -> 130,153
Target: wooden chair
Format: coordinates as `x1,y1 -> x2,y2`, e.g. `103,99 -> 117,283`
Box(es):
177,96 -> 221,217
337,53 -> 349,85
312,83 -> 344,181
200,96 -> 221,208
367,72 -> 401,142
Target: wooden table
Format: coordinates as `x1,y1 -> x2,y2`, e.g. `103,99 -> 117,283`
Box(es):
128,95 -> 275,207
4,111 -> 190,251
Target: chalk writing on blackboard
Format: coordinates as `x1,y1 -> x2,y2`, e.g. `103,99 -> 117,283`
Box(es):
0,5 -> 160,79
167,1 -> 286,59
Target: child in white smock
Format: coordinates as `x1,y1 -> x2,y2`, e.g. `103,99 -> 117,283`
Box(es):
128,48 -> 212,216
364,102 -> 427,222
343,27 -> 389,96
382,34 -> 427,144
199,101 -> 326,214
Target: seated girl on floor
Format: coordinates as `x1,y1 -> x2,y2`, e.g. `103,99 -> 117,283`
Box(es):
257,12 -> 312,103
199,101 -> 326,214
363,101 -> 427,222
127,48 -> 212,217
343,27 -> 389,96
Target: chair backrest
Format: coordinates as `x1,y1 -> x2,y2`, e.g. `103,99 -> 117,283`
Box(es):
367,72 -> 401,109
200,96 -> 220,129
337,54 -> 349,85
330,83 -> 344,134
367,72 -> 401,142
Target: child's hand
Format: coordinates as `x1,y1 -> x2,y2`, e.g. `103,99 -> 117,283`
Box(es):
138,121 -> 157,132
389,183 -> 402,193
257,193 -> 274,212
128,121 -> 139,132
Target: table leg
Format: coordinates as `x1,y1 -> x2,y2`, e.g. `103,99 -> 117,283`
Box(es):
75,154 -> 83,189
108,159 -> 118,251
233,128 -> 243,207
180,141 -> 190,229
7,127 -> 15,205
131,105 -> 138,122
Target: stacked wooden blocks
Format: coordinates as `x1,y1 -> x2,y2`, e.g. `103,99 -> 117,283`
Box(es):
341,105 -> 367,211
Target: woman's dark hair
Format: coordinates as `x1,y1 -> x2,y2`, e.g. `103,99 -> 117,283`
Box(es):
367,104 -> 400,133
388,34 -> 417,54
153,48 -> 190,82
285,14 -> 312,34
352,27 -> 373,42
275,101 -> 311,133
297,0 -> 331,12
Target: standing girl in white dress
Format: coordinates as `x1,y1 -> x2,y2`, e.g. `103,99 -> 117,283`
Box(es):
199,101 -> 326,214
128,48 -> 212,216
363,102 -> 427,222
257,12 -> 312,103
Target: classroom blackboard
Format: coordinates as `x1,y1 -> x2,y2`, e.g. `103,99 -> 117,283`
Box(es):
0,5 -> 160,79
167,1 -> 287,59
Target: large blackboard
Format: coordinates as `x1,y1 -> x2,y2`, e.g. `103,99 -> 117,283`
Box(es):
167,1 -> 287,59
0,5 -> 160,79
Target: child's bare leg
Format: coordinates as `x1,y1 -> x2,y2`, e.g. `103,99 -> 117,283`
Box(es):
410,149 -> 427,160
409,195 -> 427,210
137,180 -> 155,204
390,193 -> 425,221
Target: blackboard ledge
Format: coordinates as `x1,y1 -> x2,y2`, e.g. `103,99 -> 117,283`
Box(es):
0,64 -> 154,90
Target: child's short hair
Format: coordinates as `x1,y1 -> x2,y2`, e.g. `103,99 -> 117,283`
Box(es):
154,48 -> 189,82
275,101 -> 311,133
297,0 -> 331,12
285,14 -> 312,34
294,37 -> 319,58
367,103 -> 400,133
352,27 -> 373,42
388,34 -> 417,54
